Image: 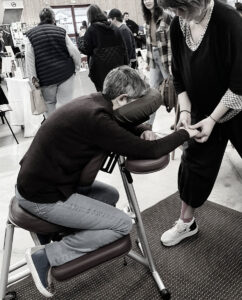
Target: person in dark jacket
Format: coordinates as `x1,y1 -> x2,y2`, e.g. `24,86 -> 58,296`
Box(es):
123,12 -> 139,36
79,5 -> 128,91
77,21 -> 87,53
16,66 -> 198,297
25,7 -> 81,117
108,8 -> 137,69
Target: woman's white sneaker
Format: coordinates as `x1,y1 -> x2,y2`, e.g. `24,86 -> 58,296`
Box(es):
160,218 -> 198,247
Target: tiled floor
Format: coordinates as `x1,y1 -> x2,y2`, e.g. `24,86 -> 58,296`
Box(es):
0,73 -> 241,278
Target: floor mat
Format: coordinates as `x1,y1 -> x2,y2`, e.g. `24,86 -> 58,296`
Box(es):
7,192 -> 242,299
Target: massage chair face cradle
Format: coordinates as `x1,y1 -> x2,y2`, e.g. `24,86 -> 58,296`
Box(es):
0,88 -> 171,300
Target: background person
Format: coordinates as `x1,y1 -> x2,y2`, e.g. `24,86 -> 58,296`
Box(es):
25,7 -> 81,118
0,30 -> 5,53
16,66 -> 198,297
77,20 -> 88,52
79,5 -> 128,91
158,0 -> 242,247
108,9 -> 137,69
141,0 -> 172,126
123,12 -> 139,38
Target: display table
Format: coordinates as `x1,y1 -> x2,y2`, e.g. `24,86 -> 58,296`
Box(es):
5,78 -> 43,137
4,70 -> 95,138
1,57 -> 12,74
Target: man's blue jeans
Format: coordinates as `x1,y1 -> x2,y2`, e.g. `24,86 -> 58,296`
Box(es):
16,181 -> 132,266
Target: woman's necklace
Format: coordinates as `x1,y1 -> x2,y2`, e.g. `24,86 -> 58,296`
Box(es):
179,0 -> 214,51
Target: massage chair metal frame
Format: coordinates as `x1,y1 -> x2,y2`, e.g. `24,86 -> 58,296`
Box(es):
0,88 -> 172,299
114,153 -> 171,299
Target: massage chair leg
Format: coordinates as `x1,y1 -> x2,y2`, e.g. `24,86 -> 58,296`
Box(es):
118,157 -> 171,299
127,184 -> 170,299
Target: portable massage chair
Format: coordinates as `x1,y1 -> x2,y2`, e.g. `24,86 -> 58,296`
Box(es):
0,88 -> 171,299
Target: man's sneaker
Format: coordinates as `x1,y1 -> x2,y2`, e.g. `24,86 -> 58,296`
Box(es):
161,218 -> 198,247
25,246 -> 54,298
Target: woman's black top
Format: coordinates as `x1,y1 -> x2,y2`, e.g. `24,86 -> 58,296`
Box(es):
171,0 -> 242,118
79,21 -> 128,91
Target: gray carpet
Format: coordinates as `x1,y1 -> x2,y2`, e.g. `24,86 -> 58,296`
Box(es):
7,192 -> 242,300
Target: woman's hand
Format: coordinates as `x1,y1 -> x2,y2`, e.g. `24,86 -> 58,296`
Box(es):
140,130 -> 159,140
189,117 -> 216,143
177,111 -> 191,129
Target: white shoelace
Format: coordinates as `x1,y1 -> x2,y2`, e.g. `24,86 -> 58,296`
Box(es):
173,220 -> 189,233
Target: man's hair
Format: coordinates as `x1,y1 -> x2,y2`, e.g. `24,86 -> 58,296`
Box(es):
141,0 -> 164,23
158,0 -> 211,10
108,9 -> 123,23
39,7 -> 55,25
87,5 -> 107,24
102,66 -> 149,101
123,12 -> 129,18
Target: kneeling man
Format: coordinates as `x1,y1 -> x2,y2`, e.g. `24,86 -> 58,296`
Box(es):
16,66 -> 198,297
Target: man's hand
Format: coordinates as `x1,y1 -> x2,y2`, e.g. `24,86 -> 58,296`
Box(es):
140,130 -> 159,141
189,117 -> 216,143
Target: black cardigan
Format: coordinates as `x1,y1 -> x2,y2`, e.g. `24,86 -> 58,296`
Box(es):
171,0 -> 242,119
79,21 -> 128,91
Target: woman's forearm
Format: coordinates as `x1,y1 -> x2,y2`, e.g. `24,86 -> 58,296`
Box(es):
178,91 -> 191,111
210,102 -> 230,122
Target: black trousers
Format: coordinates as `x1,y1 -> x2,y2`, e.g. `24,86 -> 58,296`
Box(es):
178,111 -> 242,208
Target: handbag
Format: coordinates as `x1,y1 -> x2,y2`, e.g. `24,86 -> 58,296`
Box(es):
159,75 -> 177,112
30,88 -> 47,115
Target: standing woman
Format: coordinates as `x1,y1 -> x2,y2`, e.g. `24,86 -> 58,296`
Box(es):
141,0 -> 172,125
158,0 -> 242,246
79,5 -> 128,91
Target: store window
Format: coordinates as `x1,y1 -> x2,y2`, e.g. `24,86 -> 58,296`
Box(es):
52,5 -> 89,45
